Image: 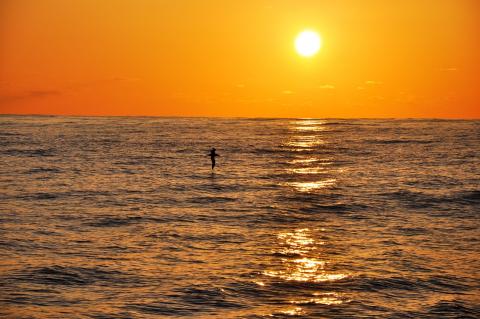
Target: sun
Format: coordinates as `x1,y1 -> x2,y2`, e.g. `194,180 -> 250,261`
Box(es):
295,30 -> 322,57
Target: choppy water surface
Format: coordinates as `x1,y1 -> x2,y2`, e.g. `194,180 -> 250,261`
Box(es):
0,116 -> 479,318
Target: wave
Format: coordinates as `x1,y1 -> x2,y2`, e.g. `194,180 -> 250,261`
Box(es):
188,196 -> 237,204
26,167 -> 61,174
297,203 -> 369,214
425,300 -> 480,318
85,216 -> 144,228
365,139 -> 435,145
127,303 -> 196,316
176,285 -> 244,308
351,274 -> 472,294
147,230 -> 246,245
127,285 -> 245,316
0,132 -> 23,136
380,189 -> 480,209
10,265 -> 129,286
3,148 -> 56,157
456,190 -> 480,204
22,192 -> 59,200
322,121 -> 364,126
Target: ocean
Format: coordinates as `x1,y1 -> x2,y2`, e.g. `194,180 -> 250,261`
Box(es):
0,116 -> 479,318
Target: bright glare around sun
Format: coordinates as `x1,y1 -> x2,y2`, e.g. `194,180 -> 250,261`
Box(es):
295,30 -> 322,57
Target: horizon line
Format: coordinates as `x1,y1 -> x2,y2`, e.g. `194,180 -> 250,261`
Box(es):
0,113 -> 479,120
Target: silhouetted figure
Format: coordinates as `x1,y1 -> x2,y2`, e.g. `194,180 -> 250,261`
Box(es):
208,148 -> 219,170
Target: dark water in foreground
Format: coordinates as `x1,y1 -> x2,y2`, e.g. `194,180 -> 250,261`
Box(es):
0,116 -> 479,318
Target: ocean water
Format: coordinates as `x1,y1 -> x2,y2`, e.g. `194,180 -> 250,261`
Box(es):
0,116 -> 479,318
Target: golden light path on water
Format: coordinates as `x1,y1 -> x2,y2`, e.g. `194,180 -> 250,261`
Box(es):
288,158 -> 321,164
261,119 -> 349,315
262,228 -> 350,314
291,119 -> 328,132
286,179 -> 337,192
284,119 -> 338,193
284,136 -> 326,148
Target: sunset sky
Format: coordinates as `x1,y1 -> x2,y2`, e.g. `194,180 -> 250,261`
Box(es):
1,0 -> 479,118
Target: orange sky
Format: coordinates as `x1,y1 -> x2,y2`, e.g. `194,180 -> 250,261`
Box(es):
0,0 -> 479,118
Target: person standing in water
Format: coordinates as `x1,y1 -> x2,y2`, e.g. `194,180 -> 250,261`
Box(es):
208,148 -> 219,170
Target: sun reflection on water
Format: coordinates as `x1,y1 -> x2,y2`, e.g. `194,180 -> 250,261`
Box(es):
289,166 -> 329,174
294,126 -> 325,132
262,228 -> 350,316
276,228 -> 315,256
264,260 -> 347,283
290,292 -> 348,305
286,178 -> 337,192
284,135 -> 325,149
264,120 -> 348,315
277,307 -> 305,316
265,228 -> 349,283
288,157 -> 320,164
283,119 -> 339,192
290,119 -> 327,132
